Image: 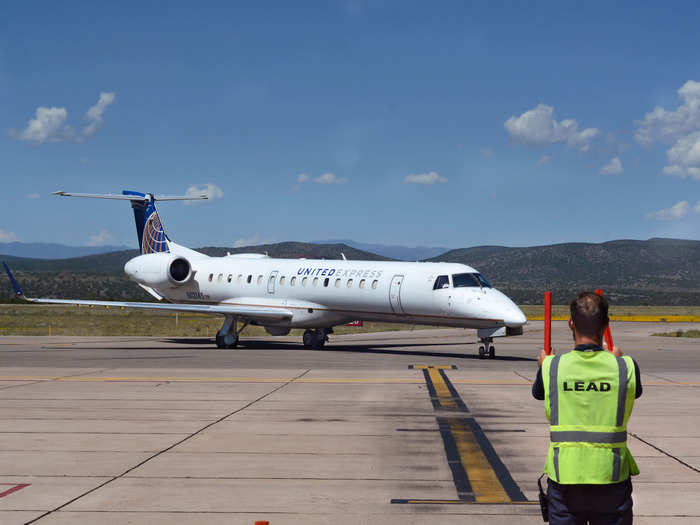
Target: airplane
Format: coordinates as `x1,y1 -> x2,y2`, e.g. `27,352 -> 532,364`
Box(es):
3,190 -> 527,358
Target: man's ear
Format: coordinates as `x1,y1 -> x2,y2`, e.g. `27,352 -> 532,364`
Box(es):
568,318 -> 575,332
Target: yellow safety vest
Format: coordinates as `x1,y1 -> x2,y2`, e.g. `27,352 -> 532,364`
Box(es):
542,350 -> 639,484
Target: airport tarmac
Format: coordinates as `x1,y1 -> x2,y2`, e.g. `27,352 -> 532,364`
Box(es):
0,321 -> 698,524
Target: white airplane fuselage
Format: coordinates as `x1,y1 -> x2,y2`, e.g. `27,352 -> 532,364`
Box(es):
9,190 -> 527,354
125,251 -> 527,334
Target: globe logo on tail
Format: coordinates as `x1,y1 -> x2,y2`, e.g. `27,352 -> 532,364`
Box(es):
142,212 -> 169,253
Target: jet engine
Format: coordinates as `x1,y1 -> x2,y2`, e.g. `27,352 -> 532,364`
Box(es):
124,253 -> 193,288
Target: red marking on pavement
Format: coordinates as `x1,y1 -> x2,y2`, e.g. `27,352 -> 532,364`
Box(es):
0,484 -> 30,498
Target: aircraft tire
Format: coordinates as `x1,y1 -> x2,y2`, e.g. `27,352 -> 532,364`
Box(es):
489,345 -> 495,359
215,334 -> 225,349
478,345 -> 486,359
302,330 -> 314,348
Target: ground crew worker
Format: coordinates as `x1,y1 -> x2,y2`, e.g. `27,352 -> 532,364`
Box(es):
532,291 -> 643,524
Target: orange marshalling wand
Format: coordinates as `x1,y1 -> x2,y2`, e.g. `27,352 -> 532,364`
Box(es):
595,289 -> 614,352
544,291 -> 552,355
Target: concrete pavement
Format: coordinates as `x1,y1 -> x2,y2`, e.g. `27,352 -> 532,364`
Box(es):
0,321 -> 698,524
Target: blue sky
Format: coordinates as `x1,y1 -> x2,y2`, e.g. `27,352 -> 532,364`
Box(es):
2,2 -> 700,249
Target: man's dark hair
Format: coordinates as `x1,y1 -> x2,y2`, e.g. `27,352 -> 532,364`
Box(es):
570,291 -> 609,338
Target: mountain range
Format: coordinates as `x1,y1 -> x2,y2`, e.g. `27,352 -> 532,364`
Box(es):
1,238 -> 699,305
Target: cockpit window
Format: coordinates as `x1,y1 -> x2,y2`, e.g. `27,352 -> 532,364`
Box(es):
452,273 -> 480,287
475,273 -> 493,288
433,275 -> 450,290
452,273 -> 493,288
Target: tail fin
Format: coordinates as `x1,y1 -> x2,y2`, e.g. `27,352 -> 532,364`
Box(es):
53,190 -> 207,254
123,191 -> 169,254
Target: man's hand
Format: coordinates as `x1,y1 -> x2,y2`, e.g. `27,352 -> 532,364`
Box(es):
611,345 -> 623,357
537,348 -> 552,367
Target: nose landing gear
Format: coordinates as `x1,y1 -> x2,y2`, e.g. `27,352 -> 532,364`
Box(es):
478,337 -> 496,359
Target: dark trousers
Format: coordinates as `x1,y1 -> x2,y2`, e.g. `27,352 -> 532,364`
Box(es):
547,478 -> 633,525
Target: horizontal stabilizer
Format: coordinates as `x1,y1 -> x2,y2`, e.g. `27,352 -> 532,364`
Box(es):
53,191 -> 208,201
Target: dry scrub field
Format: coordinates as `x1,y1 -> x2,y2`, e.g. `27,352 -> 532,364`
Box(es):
1,304 -> 699,337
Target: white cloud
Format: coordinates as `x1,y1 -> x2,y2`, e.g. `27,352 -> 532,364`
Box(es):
297,172 -> 348,184
662,131 -> 700,180
232,234 -> 274,248
646,201 -> 690,221
10,92 -> 115,144
635,81 -> 700,179
600,157 -> 623,175
504,103 -> 600,152
27,193 -> 41,199
0,228 -> 17,242
184,183 -> 224,204
635,80 -> 700,145
11,106 -> 74,143
694,201 -> 700,213
480,147 -> 494,158
537,155 -> 552,166
315,173 -> 348,184
87,229 -> 114,246
83,92 -> 116,136
404,171 -> 447,184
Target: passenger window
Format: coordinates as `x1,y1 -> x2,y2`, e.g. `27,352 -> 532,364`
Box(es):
247,275 -> 252,284
372,280 -> 378,289
313,277 -> 319,286
302,277 -> 308,287
347,279 -> 353,288
218,274 -> 223,282
257,275 -> 263,285
237,274 -> 242,284
280,276 -> 286,285
335,278 -> 341,288
433,275 -> 450,290
291,276 -> 296,286
324,278 -> 329,287
209,273 -> 213,282
359,279 -> 366,289
227,274 -> 232,283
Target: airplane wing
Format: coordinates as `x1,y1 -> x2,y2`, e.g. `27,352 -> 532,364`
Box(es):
2,262 -> 292,321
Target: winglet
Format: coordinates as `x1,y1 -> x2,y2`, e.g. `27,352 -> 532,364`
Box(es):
2,262 -> 25,298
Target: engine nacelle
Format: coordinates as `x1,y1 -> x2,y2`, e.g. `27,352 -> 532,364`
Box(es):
124,253 -> 193,288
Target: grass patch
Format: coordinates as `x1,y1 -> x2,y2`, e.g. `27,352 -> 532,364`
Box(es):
1,304 -> 698,337
0,304 -> 439,337
651,330 -> 700,338
520,305 -> 700,319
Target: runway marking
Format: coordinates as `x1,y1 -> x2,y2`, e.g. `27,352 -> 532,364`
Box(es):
0,376 -> 696,386
409,365 -> 457,370
0,483 -> 30,498
391,499 -> 539,505
392,366 -> 528,505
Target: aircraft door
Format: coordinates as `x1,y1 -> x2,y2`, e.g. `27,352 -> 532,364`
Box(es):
389,274 -> 405,314
267,271 -> 279,294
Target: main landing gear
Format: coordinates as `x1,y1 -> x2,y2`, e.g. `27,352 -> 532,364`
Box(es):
215,316 -> 249,349
302,328 -> 331,350
478,337 -> 496,359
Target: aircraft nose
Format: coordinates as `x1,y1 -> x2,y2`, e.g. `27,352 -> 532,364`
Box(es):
493,290 -> 527,327
505,305 -> 527,327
